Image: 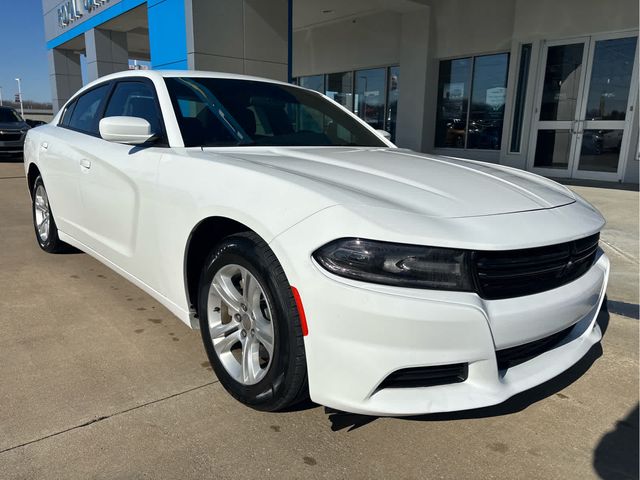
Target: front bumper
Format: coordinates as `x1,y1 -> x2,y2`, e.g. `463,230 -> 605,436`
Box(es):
295,251 -> 609,416
0,131 -> 26,155
0,141 -> 25,155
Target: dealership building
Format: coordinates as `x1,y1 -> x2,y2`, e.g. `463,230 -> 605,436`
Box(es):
43,0 -> 639,183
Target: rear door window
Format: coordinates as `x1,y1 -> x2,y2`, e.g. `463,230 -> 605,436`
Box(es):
67,84 -> 110,135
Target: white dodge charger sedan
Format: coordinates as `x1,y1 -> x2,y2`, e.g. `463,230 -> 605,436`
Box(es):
24,70 -> 609,416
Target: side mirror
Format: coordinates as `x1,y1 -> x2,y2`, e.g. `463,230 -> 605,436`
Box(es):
375,129 -> 391,140
99,116 -> 155,145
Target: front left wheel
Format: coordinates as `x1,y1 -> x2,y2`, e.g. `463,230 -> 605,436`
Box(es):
198,232 -> 308,411
31,176 -> 69,253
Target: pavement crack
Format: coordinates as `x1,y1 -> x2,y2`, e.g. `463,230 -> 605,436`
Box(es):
0,380 -> 218,455
600,239 -> 638,265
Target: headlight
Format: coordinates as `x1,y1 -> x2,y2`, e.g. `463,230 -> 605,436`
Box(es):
313,238 -> 474,291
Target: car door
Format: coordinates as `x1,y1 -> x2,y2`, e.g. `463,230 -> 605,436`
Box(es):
75,78 -> 167,279
40,83 -> 111,239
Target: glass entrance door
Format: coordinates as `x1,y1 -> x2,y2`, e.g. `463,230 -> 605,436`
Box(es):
572,34 -> 638,180
529,33 -> 638,180
528,39 -> 590,177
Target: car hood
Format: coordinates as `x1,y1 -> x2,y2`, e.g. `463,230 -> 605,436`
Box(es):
0,121 -> 28,130
204,146 -> 576,218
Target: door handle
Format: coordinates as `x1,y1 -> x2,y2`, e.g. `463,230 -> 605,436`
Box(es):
40,142 -> 48,150
80,159 -> 92,170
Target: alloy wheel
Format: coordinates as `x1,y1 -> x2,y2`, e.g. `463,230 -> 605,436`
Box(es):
34,184 -> 51,243
206,264 -> 275,385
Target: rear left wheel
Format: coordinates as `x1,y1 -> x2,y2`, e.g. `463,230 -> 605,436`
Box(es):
31,176 -> 69,253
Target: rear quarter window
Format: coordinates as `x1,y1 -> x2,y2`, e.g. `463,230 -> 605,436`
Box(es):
60,100 -> 77,127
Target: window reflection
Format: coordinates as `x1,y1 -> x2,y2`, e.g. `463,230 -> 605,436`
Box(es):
467,53 -> 509,149
435,58 -> 471,148
585,37 -> 637,121
510,44 -> 532,153
533,130 -> 572,169
299,75 -> 324,93
355,68 -> 387,130
386,66 -> 400,141
325,72 -> 353,110
540,44 -> 584,121
578,129 -> 623,172
435,53 -> 509,151
296,66 -> 400,141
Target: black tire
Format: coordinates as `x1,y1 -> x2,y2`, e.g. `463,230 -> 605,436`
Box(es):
31,176 -> 69,253
198,232 -> 308,411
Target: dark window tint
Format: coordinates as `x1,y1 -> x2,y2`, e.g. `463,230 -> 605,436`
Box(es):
435,54 -> 509,150
539,44 -> 584,121
0,108 -> 22,123
467,53 -> 509,150
104,81 -> 162,134
60,100 -> 77,127
510,44 -> 532,152
325,71 -> 353,110
299,75 -> 324,93
435,58 -> 472,148
355,68 -> 386,130
386,66 -> 400,142
67,84 -> 110,134
165,77 -> 386,148
164,79 -> 238,147
585,36 -> 637,121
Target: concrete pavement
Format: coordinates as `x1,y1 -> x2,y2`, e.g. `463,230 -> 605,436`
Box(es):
0,160 -> 637,479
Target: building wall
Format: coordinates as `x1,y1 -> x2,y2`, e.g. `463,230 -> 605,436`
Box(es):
429,0 -> 515,59
512,0 -> 639,39
293,0 -> 639,183
293,11 -> 402,77
187,0 -> 288,80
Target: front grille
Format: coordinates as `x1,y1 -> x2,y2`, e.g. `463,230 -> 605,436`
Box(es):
0,131 -> 22,141
496,324 -> 576,370
378,363 -> 468,389
473,233 -> 599,300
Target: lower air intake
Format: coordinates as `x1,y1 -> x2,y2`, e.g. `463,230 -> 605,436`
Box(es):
378,363 -> 468,389
495,323 -> 576,370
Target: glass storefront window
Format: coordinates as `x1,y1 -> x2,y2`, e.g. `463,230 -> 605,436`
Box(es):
435,54 -> 509,150
296,66 -> 400,141
325,71 -> 353,110
510,44 -> 531,152
435,58 -> 472,148
386,66 -> 400,141
355,68 -> 386,130
467,53 -> 509,149
298,75 -> 324,93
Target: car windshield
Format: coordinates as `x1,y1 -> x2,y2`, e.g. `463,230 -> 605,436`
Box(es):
164,77 -> 386,148
0,108 -> 23,123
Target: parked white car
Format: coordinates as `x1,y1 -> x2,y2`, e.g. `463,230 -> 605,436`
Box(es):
24,70 -> 609,416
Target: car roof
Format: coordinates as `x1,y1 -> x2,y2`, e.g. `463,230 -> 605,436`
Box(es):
82,69 -> 292,90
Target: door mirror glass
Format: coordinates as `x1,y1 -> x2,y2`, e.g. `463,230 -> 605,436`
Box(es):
99,116 -> 155,145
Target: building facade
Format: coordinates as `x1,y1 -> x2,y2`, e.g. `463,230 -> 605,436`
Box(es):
44,0 -> 639,183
